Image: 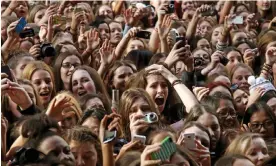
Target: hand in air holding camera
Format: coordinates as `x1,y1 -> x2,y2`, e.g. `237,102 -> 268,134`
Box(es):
116,140 -> 144,162
243,49 -> 257,68
7,20 -> 20,40
246,13 -> 259,30
71,9 -> 86,32
177,135 -> 210,166
141,143 -> 162,166
157,15 -> 172,40
209,50 -> 224,69
265,47 -> 276,65
126,27 -> 140,39
1,78 -> 32,110
99,113 -> 122,144
39,4 -> 58,25
164,41 -> 189,68
195,4 -> 212,18
223,14 -> 236,32
29,44 -> 41,59
129,113 -> 150,138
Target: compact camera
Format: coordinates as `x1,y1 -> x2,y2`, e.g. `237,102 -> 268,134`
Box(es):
144,112 -> 158,123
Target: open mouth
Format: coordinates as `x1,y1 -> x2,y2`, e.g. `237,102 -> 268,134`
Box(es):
40,91 -> 50,98
78,90 -> 87,97
155,96 -> 165,106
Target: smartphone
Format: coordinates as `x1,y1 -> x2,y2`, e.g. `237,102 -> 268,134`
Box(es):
15,17 -> 27,34
151,136 -> 176,161
53,15 -> 67,25
1,65 -> 14,82
132,135 -> 146,145
136,31 -> 151,39
19,29 -> 35,38
176,36 -> 185,49
103,118 -> 117,144
184,133 -> 196,149
170,29 -> 178,44
232,16 -> 243,25
167,0 -> 174,14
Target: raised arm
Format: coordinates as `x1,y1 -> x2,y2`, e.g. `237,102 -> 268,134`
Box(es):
114,27 -> 139,60
157,15 -> 172,54
218,1 -> 233,24
146,64 -> 198,113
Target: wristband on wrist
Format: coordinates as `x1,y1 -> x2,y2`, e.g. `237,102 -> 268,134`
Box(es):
171,79 -> 182,87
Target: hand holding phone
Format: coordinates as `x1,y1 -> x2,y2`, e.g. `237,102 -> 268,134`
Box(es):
101,113 -> 121,144
151,136 -> 176,161
135,31 -> 151,39
15,17 -> 27,34
183,133 -> 196,149
1,66 -> 14,82
231,16 -> 243,25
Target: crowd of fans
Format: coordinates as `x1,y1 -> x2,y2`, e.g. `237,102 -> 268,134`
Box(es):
1,0 -> 276,166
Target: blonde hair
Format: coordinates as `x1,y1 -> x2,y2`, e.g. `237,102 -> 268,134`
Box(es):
48,91 -> 82,121
225,133 -> 263,156
21,61 -> 56,101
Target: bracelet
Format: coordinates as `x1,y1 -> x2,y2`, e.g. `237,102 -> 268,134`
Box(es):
8,6 -> 14,11
171,79 -> 182,87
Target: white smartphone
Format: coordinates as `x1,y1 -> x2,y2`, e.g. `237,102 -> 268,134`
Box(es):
232,16 -> 243,25
104,130 -> 117,144
132,134 -> 146,145
184,133 -> 196,149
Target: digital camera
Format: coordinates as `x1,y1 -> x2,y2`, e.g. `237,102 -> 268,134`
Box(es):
144,112 -> 158,123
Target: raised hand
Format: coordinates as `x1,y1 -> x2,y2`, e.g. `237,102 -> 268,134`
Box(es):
243,48 -> 257,68
195,4 -> 212,18
45,95 -> 74,122
29,44 -> 41,59
164,41 -> 188,68
99,39 -> 114,66
223,14 -> 236,31
247,87 -> 266,108
115,140 -> 144,162
193,87 -> 209,101
1,79 -> 32,110
265,47 -> 276,65
245,13 -> 259,30
39,4 -> 58,25
86,28 -> 100,52
141,143 -> 162,166
125,27 -> 140,38
39,24 -> 48,42
71,10 -> 86,32
157,14 -> 172,40
129,113 -> 149,138
7,20 -> 20,40
99,113 -> 122,144
210,50 -> 224,68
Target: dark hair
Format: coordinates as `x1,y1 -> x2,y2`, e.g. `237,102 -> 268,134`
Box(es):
103,60 -> 136,96
66,126 -> 102,166
185,104 -> 218,123
79,107 -> 108,125
223,46 -> 244,62
79,93 -> 111,113
207,81 -> 233,97
69,65 -> 111,103
242,102 -> 276,135
149,53 -> 167,65
124,50 -> 153,71
23,114 -> 61,150
262,155 -> 276,166
53,51 -> 83,92
259,90 -> 276,103
215,154 -> 252,166
146,125 -> 177,145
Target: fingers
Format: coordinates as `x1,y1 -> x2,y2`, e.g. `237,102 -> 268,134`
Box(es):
1,73 -> 8,79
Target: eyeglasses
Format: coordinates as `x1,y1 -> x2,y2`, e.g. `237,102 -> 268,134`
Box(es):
249,121 -> 274,131
61,63 -> 80,69
217,109 -> 237,118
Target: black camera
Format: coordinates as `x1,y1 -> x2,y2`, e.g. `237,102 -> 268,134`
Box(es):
40,43 -> 56,59
10,147 -> 44,166
168,1 -> 174,14
194,57 -> 204,67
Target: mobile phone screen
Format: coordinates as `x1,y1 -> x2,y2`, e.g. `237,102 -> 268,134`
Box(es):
1,65 -> 14,81
15,17 -> 27,34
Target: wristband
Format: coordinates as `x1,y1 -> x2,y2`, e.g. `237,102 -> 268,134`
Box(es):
171,79 -> 182,87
